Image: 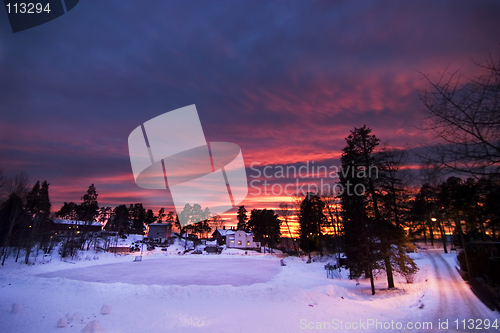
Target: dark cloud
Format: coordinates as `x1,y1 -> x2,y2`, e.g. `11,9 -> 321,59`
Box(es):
1,0 -> 499,211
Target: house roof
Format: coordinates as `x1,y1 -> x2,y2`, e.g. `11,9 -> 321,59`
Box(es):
214,229 -> 254,237
52,219 -> 102,227
148,223 -> 172,229
214,229 -> 235,236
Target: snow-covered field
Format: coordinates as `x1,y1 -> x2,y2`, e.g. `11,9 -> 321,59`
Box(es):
0,246 -> 498,332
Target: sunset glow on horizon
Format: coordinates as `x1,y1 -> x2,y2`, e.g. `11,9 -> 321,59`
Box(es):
1,1 -> 499,226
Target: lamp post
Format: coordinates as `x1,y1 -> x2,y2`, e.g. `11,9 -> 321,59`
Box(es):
307,232 -> 312,263
432,217 -> 448,254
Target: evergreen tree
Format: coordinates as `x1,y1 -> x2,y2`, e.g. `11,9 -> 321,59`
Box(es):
339,126 -> 378,293
165,211 -> 175,223
56,202 -> 78,220
106,205 -> 129,235
79,184 -> 99,223
297,193 -> 326,259
157,208 -> 166,223
145,209 -> 156,225
24,180 -> 51,264
338,126 -> 417,292
98,206 -> 112,225
236,206 -> 248,230
129,203 -> 146,234
247,209 -> 281,252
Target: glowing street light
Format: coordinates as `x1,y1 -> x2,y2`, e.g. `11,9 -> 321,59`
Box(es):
432,217 -> 448,254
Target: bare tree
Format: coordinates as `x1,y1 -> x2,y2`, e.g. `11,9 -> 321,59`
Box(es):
418,53 -> 500,177
278,201 -> 297,252
0,172 -> 30,265
0,168 -> 6,202
1,194 -> 26,265
376,147 -> 412,229
291,194 -> 304,211
321,190 -> 342,268
209,214 -> 225,231
5,171 -> 30,199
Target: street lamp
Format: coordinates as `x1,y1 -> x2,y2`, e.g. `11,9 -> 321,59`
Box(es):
432,217 -> 448,254
307,232 -> 312,263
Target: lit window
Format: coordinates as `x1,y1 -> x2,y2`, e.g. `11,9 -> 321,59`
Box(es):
238,241 -> 242,245
231,240 -> 234,243
247,241 -> 250,246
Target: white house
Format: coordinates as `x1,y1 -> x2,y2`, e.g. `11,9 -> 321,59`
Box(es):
225,229 -> 260,249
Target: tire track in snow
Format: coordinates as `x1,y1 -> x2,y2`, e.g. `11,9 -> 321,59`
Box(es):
426,251 -> 499,332
379,251 -> 499,333
435,253 -> 481,318
427,251 -> 449,317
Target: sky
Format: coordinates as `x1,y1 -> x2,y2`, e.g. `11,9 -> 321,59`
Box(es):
0,0 -> 499,224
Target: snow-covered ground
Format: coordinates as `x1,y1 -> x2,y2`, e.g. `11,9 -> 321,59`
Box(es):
0,246 -> 498,332
37,256 -> 281,287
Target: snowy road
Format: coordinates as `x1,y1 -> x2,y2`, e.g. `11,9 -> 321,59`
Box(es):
415,250 -> 500,332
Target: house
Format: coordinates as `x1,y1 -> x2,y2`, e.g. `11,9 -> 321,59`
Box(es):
50,219 -> 102,238
147,222 -> 172,242
212,228 -> 260,249
226,230 -> 260,249
212,228 -> 233,245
